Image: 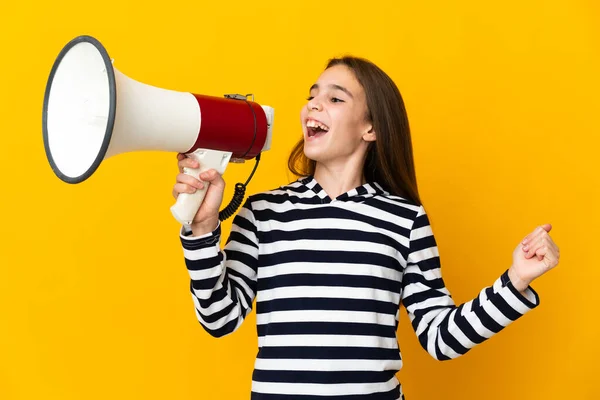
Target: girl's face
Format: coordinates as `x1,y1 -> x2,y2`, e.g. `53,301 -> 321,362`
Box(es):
300,64 -> 375,166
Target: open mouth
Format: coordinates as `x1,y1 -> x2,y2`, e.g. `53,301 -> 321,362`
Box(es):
306,118 -> 330,138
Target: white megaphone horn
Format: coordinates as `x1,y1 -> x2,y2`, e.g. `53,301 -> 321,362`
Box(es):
42,35 -> 274,226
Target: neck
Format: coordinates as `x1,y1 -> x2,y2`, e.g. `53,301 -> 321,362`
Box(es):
313,159 -> 366,199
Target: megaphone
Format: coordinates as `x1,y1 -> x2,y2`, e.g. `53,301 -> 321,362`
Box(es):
42,35 -> 274,225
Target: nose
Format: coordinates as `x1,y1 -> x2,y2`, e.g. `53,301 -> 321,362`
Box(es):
307,98 -> 323,112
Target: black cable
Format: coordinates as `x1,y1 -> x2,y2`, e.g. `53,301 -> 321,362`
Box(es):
218,153 -> 261,221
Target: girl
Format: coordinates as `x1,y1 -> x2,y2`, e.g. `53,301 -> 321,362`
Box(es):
172,57 -> 560,400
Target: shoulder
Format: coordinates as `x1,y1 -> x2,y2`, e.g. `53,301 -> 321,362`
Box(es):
371,184 -> 424,221
245,178 -> 308,206
373,193 -> 435,243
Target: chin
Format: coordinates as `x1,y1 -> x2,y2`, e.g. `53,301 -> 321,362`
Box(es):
302,141 -> 324,162
302,148 -> 322,163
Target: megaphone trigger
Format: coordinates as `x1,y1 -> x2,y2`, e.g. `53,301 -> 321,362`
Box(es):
170,149 -> 233,225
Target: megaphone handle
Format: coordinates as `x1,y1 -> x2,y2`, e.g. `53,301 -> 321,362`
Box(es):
170,149 -> 233,226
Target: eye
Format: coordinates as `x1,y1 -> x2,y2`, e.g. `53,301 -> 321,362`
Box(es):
306,96 -> 314,101
330,97 -> 344,103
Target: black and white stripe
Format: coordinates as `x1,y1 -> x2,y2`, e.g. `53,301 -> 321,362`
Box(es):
180,176 -> 539,399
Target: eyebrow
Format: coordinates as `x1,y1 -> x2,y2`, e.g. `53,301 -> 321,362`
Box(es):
309,83 -> 354,99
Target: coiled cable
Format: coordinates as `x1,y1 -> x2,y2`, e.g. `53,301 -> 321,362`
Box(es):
218,153 -> 261,221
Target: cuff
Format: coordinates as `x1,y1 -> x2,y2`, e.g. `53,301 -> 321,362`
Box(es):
499,269 -> 540,310
179,221 -> 221,250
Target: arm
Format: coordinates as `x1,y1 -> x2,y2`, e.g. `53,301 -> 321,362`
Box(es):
401,206 -> 539,361
180,198 -> 259,338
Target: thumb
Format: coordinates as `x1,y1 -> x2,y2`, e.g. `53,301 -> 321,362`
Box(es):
200,169 -> 224,186
542,223 -> 552,233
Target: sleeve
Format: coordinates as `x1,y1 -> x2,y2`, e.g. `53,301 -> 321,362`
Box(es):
179,199 -> 259,338
400,205 -> 540,361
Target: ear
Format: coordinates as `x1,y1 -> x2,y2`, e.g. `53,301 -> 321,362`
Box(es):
362,125 -> 376,142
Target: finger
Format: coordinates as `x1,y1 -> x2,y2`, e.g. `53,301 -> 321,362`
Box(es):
523,234 -> 552,259
173,185 -> 192,200
533,243 -> 559,268
176,173 -> 205,189
178,157 -> 200,172
522,230 -> 543,250
173,182 -> 199,196
523,235 -> 543,257
545,237 -> 559,256
532,231 -> 560,259
549,249 -> 560,267
536,250 -> 544,261
522,224 -> 552,245
533,243 -> 549,262
546,235 -> 560,253
538,247 -> 559,269
542,254 -> 554,269
199,169 -> 224,185
521,228 -> 540,245
176,153 -> 188,172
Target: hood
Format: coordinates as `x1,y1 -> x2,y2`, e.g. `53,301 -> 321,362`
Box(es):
298,175 -> 388,203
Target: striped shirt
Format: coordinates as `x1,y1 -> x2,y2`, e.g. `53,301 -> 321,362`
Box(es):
180,175 -> 539,399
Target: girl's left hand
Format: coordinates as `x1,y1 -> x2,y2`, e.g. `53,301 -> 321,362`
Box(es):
508,224 -> 560,292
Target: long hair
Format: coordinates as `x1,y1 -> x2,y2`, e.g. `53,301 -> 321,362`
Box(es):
288,56 -> 422,206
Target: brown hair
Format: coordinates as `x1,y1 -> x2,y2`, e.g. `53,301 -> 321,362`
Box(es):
287,56 -> 422,206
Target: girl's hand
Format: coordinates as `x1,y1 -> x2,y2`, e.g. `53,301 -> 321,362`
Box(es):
172,153 -> 225,232
508,224 -> 560,292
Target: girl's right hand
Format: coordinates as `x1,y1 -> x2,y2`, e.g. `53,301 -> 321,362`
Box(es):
172,153 -> 225,230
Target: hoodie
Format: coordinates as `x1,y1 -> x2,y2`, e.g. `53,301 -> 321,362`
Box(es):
180,176 -> 539,400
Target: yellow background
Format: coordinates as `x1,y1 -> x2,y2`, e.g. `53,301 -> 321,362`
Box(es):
1,1 -> 598,399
